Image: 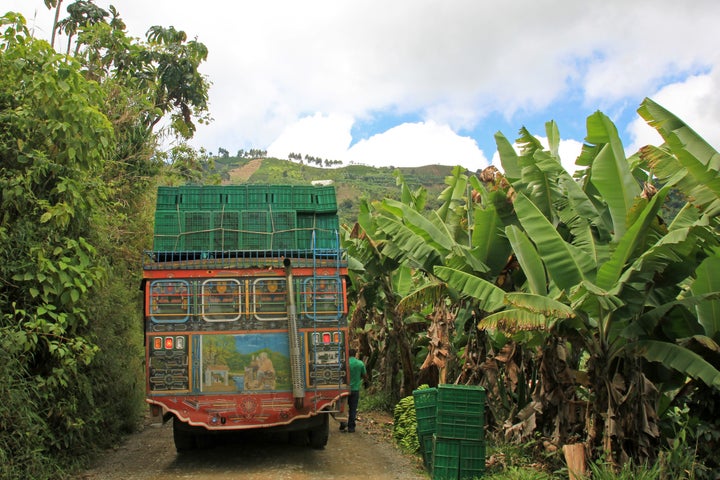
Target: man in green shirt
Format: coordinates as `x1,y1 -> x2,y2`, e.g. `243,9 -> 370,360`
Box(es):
340,348 -> 368,433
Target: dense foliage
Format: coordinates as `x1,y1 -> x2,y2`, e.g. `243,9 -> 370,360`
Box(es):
358,108 -> 720,477
3,3 -> 719,480
0,4 -> 209,478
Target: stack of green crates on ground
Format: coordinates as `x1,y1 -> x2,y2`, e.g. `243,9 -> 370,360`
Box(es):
413,384 -> 486,480
152,185 -> 339,252
413,387 -> 437,470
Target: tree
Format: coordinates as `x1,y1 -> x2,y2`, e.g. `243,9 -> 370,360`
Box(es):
1,13 -> 114,472
1,8 -> 211,477
55,0 -> 108,55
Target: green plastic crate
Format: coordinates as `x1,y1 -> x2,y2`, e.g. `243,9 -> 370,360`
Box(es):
226,185 -> 246,208
313,186 -> 337,213
154,211 -> 181,236
153,211 -> 181,250
213,211 -> 240,250
269,210 -> 297,250
245,185 -> 294,209
314,214 -> 340,249
297,214 -> 315,249
292,186 -> 316,212
177,186 -> 203,210
435,410 -> 484,441
295,214 -> 340,250
431,435 -> 459,480
241,210 -> 270,250
413,388 -> 437,436
247,185 -> 272,209
420,433 -> 434,471
437,384 -> 486,413
458,439 -> 486,479
268,186 -> 293,209
200,186 -> 227,209
432,436 -> 486,480
156,186 -> 178,209
181,211 -> 212,250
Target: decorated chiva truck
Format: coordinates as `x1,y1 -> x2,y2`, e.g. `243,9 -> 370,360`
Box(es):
142,184 -> 349,451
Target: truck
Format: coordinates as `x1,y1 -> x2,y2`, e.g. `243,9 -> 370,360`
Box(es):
142,184 -> 349,451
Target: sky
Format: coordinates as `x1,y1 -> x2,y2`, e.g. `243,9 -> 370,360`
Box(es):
7,0 -> 720,174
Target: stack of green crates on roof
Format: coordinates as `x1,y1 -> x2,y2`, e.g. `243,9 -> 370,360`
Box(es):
292,185 -> 337,213
413,384 -> 486,480
297,213 -> 340,250
152,184 -> 340,253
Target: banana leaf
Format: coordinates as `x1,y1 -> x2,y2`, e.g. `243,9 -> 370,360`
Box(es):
595,186 -> 668,291
505,225 -> 546,295
692,254 -> 720,340
586,111 -> 640,241
433,265 -> 505,312
638,98 -> 720,217
513,192 -> 594,291
478,308 -> 549,331
505,292 -> 575,318
635,339 -> 720,390
494,131 -> 522,180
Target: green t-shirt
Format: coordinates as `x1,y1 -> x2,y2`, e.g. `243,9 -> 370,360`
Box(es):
349,356 -> 366,391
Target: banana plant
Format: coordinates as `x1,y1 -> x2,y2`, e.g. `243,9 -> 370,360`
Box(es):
438,104 -> 720,466
343,197 -> 420,401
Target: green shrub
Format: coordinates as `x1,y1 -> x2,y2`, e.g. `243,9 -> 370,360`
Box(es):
359,389 -> 394,412
0,346 -> 62,480
583,460 -> 660,480
483,466 -> 555,480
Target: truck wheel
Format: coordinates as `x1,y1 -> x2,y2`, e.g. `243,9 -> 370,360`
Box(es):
173,417 -> 196,452
308,414 -> 329,450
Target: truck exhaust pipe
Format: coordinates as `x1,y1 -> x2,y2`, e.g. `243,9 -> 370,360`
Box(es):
284,258 -> 305,410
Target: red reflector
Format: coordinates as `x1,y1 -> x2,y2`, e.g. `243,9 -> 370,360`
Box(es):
165,337 -> 174,349
322,332 -> 331,344
153,337 -> 162,350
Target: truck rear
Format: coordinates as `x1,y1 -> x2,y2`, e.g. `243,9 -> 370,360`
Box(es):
142,184 -> 349,450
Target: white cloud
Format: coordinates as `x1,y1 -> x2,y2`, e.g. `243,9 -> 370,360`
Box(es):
346,121 -> 488,169
6,0 -> 720,169
268,116 -> 489,169
627,69 -> 720,153
266,113 -> 354,161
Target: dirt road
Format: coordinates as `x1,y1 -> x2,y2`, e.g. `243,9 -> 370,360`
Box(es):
81,412 -> 428,480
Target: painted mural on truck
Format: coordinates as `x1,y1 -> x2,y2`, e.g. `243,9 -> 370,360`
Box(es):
200,333 -> 293,393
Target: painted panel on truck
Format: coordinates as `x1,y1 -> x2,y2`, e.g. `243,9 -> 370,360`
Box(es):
199,333 -> 293,393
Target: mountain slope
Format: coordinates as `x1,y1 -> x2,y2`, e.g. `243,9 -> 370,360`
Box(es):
215,157 -> 463,224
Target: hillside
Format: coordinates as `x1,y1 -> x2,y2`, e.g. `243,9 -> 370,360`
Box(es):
211,156 -> 465,225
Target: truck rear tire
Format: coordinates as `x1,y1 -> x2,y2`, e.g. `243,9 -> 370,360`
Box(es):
173,417 -> 196,452
308,414 -> 329,450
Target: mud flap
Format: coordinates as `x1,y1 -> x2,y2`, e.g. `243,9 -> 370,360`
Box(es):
330,396 -> 349,424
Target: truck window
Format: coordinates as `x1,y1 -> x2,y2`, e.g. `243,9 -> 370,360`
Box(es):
201,279 -> 242,322
149,280 -> 191,323
253,278 -> 287,320
302,277 -> 342,321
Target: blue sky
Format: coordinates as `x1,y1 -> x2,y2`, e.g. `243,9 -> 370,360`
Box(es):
8,1 -> 720,174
